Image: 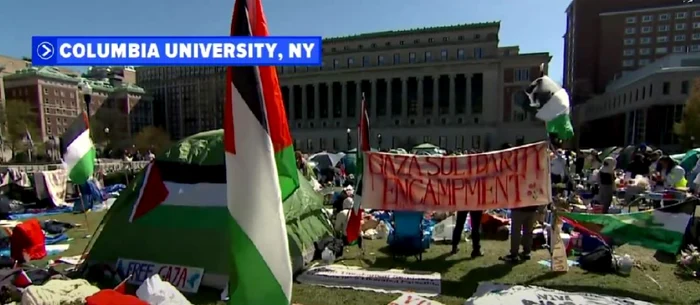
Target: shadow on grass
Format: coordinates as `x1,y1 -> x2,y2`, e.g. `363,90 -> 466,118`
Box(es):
544,284 -> 667,304
368,252 -> 469,274
441,263 -> 514,299
653,250 -> 678,264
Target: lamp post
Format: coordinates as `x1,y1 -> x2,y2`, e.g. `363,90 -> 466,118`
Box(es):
377,133 -> 382,150
346,128 -> 352,150
78,81 -> 93,117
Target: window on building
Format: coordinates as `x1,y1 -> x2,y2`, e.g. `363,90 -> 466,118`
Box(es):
457,49 -> 465,59
424,51 -> 432,62
347,58 -> 354,68
659,13 -> 670,21
623,49 -> 635,56
641,26 -> 652,33
362,56 -> 369,67
676,23 -> 687,30
473,48 -> 483,59
409,52 -> 416,63
642,15 -> 653,22
626,16 -> 637,23
639,59 -> 651,66
622,59 -> 635,67
663,82 -> 671,95
377,55 -> 385,65
691,45 -> 700,52
441,49 -> 448,60
625,27 -> 636,35
694,33 -> 700,40
694,22 -> 700,29
624,38 -> 636,45
471,135 -> 481,149
694,10 -> 700,17
427,38 -> 434,43
657,36 -> 669,43
658,25 -> 670,32
675,34 -> 686,41
682,81 -> 690,94
458,35 -> 464,40
673,45 -> 687,53
676,12 -> 687,19
655,47 -> 668,54
393,53 -> 400,64
640,37 -> 652,44
639,48 -> 651,55
515,68 -> 530,81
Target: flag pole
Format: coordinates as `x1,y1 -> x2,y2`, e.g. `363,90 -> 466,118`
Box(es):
538,62 -> 568,273
75,187 -> 92,239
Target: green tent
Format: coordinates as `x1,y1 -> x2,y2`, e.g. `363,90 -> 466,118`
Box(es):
679,148 -> 700,173
86,130 -> 333,289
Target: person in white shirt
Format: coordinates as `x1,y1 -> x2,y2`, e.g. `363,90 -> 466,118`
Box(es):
332,186 -> 355,235
550,150 -> 567,184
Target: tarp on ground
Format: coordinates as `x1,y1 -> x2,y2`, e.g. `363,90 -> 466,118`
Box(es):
85,129 -> 333,288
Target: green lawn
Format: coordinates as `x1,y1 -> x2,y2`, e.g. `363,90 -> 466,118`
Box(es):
38,211 -> 700,305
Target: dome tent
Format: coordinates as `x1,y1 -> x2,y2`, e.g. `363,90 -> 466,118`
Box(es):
85,130 -> 333,289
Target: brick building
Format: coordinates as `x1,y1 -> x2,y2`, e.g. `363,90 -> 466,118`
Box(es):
563,0 -> 681,105
2,66 -> 151,142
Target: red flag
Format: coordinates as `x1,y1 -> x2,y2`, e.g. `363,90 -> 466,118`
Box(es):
346,94 -> 370,244
129,163 -> 169,222
14,270 -> 32,288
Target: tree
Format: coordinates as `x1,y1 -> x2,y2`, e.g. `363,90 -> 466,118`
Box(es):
91,108 -> 129,145
0,100 -> 41,159
133,126 -> 172,154
674,78 -> 700,149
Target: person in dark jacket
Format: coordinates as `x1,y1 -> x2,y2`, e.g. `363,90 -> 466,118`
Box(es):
626,153 -> 650,178
451,211 -> 484,257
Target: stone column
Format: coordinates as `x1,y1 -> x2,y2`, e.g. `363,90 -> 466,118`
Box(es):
295,86 -> 302,121
314,84 -> 320,120
387,78 -> 393,117
341,81 -> 347,119
401,77 -> 408,118
371,80 -> 378,119
432,76 -> 439,116
417,77 -> 424,117
449,74 -> 456,116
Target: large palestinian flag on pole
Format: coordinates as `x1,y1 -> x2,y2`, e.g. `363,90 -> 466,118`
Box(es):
561,198 -> 697,254
60,111 -> 96,184
223,0 -> 298,303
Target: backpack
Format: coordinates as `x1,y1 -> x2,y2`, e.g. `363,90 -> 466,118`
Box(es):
578,246 -> 615,273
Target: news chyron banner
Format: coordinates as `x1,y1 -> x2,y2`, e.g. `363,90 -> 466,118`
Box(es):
31,36 -> 322,66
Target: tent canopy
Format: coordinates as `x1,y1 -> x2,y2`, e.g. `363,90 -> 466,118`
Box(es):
86,129 -> 332,288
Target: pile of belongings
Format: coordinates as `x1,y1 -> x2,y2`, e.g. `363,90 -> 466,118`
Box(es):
0,219 -> 74,264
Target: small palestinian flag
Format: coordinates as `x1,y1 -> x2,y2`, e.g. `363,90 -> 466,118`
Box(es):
60,112 -> 96,184
561,197 -> 697,254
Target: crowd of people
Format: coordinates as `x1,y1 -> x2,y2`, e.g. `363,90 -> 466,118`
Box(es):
293,142 -> 696,265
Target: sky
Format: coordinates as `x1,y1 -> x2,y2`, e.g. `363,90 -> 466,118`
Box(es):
1,0 -> 568,82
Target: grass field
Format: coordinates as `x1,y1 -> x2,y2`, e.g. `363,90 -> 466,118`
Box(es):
37,210 -> 700,305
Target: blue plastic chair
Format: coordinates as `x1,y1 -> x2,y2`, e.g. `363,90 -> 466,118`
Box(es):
387,211 -> 431,261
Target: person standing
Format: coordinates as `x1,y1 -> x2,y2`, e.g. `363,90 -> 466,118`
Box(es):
597,157 -> 616,214
500,205 -> 538,262
450,210 -> 484,257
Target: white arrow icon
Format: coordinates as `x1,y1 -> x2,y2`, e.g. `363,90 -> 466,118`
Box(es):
36,42 -> 55,60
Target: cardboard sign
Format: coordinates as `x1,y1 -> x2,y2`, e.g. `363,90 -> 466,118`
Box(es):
116,258 -> 204,293
361,142 -> 551,211
550,212 -> 569,272
388,293 -> 444,305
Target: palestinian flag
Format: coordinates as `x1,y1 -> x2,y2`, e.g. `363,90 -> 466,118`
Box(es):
128,160 -> 225,222
561,198 -> 697,254
60,112 -> 96,184
515,75 -> 574,140
223,0 -> 299,303
347,94 -> 370,244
